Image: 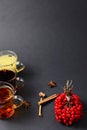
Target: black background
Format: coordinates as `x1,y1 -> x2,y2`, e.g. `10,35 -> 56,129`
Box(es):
0,0 -> 87,130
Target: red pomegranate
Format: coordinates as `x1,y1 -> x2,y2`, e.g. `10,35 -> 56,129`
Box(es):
54,80 -> 84,126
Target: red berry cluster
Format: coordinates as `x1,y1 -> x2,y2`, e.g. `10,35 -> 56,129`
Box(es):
54,81 -> 84,126
54,80 -> 83,125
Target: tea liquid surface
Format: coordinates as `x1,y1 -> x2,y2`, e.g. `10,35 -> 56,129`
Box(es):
0,70 -> 15,81
0,55 -> 16,66
0,87 -> 12,104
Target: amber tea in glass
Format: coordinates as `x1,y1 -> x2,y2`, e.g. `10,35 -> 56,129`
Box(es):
0,82 -> 24,119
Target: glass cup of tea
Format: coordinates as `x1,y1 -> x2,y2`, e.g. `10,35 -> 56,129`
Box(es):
0,50 -> 24,90
0,50 -> 25,73
0,67 -> 24,91
0,81 -> 24,119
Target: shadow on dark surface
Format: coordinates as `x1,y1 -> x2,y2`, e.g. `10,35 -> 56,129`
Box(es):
16,64 -> 42,95
18,64 -> 42,80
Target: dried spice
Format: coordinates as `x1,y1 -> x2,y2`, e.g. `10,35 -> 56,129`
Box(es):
48,80 -> 57,87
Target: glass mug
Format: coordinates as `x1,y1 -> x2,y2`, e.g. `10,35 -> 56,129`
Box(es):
0,81 -> 24,119
0,66 -> 24,91
0,50 -> 24,90
0,50 -> 25,72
